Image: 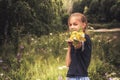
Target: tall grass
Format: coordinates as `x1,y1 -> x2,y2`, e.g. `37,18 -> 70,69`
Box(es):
0,31 -> 120,80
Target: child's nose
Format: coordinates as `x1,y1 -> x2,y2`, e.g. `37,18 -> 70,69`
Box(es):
71,25 -> 74,29
70,26 -> 75,31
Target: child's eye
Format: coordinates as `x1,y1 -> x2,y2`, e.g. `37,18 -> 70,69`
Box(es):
73,23 -> 78,26
69,24 -> 72,26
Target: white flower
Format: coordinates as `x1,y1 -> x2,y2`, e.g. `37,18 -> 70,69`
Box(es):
0,60 -> 3,63
58,66 -> 67,70
112,77 -> 120,80
110,72 -> 116,76
34,40 -> 37,43
63,48 -> 68,50
31,38 -> 34,41
91,37 -> 94,40
113,36 -> 117,39
73,37 -> 77,40
98,40 -> 101,42
0,73 -> 3,77
49,33 -> 52,35
45,42 -> 47,44
108,39 -> 112,42
109,78 -> 112,80
49,49 -> 52,52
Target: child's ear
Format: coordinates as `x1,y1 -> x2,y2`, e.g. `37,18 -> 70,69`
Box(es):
83,23 -> 87,29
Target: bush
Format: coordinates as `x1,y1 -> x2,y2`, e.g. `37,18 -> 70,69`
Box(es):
0,31 -> 120,80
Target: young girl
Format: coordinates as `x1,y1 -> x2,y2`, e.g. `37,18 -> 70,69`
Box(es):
66,13 -> 92,80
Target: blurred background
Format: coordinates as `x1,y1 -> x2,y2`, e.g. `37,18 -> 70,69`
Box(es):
0,0 -> 120,80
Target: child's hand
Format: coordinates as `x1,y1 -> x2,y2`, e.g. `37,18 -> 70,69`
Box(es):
74,42 -> 82,49
66,39 -> 73,46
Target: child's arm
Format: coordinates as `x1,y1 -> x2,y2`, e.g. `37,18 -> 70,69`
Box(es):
65,40 -> 72,67
66,46 -> 71,67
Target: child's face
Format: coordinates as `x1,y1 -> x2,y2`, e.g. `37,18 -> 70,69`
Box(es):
68,16 -> 86,31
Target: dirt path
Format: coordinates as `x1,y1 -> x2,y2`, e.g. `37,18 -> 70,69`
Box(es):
88,28 -> 120,32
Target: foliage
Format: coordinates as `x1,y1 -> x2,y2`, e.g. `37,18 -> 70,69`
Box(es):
0,0 -> 120,54
89,32 -> 120,80
72,0 -> 86,13
86,0 -> 119,23
0,31 -> 120,80
69,0 -> 120,23
0,0 -> 120,80
0,0 -> 66,55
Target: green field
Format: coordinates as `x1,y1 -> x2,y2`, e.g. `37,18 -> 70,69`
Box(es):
0,31 -> 120,80
0,0 -> 120,79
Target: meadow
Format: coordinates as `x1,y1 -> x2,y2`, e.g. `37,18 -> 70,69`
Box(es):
0,30 -> 120,80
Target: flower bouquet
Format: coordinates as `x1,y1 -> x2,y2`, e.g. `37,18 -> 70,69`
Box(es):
68,28 -> 86,50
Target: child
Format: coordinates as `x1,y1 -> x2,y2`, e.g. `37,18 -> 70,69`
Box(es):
66,13 -> 92,80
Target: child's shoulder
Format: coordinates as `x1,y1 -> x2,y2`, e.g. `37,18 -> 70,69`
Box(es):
85,34 -> 91,43
85,34 -> 90,39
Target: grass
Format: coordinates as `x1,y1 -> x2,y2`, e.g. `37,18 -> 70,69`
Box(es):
0,31 -> 120,80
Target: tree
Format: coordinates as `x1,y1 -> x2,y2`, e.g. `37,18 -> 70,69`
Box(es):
87,0 -> 100,22
99,0 -> 117,22
110,1 -> 120,21
72,0 -> 87,13
0,0 -> 65,55
86,0 -> 118,23
0,0 -> 8,46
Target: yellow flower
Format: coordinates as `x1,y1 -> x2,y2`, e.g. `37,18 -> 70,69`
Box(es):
69,29 -> 86,47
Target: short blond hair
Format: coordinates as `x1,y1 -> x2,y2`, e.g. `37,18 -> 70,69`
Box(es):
68,13 -> 87,27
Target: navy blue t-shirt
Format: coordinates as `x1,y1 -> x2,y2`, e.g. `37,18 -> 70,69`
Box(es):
67,34 -> 92,77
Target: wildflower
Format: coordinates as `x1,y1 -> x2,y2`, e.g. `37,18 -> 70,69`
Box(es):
68,28 -> 86,48
105,72 -> 108,76
0,73 -> 3,77
91,37 -> 94,40
50,39 -> 53,41
5,77 -> 9,80
58,66 -> 67,70
0,59 -> 3,63
59,34 -> 62,37
49,33 -> 52,35
57,57 -> 60,62
31,38 -> 34,41
113,36 -> 117,39
45,42 -> 47,44
16,52 -> 22,62
108,39 -> 112,43
69,30 -> 85,42
49,49 -> 52,52
109,78 -> 113,80
20,45 -> 24,50
63,47 -> 68,50
112,77 -> 120,80
106,36 -> 110,40
98,40 -> 101,42
110,72 -> 116,76
34,40 -> 37,43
